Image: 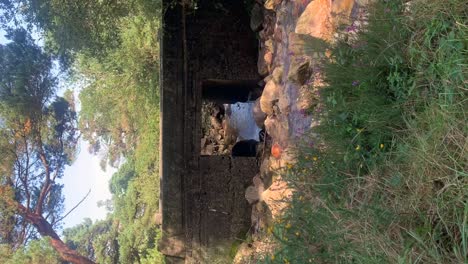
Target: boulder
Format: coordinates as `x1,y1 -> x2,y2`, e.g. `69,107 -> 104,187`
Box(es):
288,57 -> 311,85
264,116 -> 289,146
264,0 -> 282,10
253,98 -> 267,128
250,3 -> 264,32
245,185 -> 260,204
271,66 -> 283,84
295,0 -> 333,40
259,79 -> 280,115
295,0 -> 355,41
262,177 -> 293,219
258,39 -> 274,76
331,0 -> 355,27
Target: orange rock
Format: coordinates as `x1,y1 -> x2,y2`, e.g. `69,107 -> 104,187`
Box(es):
271,143 -> 282,159
295,0 -> 332,41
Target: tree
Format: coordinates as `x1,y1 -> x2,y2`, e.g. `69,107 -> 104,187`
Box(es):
63,218 -> 120,264
0,29 -> 94,264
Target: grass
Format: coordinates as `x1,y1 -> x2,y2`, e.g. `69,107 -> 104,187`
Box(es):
261,0 -> 467,263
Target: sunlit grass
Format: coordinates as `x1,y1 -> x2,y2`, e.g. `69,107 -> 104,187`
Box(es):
262,0 -> 467,263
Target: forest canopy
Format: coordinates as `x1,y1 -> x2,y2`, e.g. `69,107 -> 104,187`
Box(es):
0,1 -> 163,263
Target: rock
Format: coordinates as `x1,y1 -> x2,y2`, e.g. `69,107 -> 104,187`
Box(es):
295,0 -> 333,40
253,174 -> 265,200
233,242 -> 253,264
259,79 -> 280,115
288,32 -> 307,56
264,116 -> 289,147
223,118 -> 237,145
204,144 -> 214,155
158,235 -> 185,258
264,51 -> 273,74
218,144 -> 226,152
262,177 -> 293,219
210,116 -> 222,129
253,98 -> 267,128
250,3 -> 264,32
278,93 -> 291,115
258,39 -> 274,76
258,48 -> 268,76
245,186 -> 260,204
153,212 -> 162,225
288,57 -> 311,85
295,0 -> 355,41
331,0 -> 355,27
271,66 -> 283,84
264,0 -> 282,10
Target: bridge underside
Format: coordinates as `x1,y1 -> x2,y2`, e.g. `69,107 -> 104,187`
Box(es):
159,1 -> 259,263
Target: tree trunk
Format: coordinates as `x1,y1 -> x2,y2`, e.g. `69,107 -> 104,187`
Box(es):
22,210 -> 96,264
0,191 -> 98,264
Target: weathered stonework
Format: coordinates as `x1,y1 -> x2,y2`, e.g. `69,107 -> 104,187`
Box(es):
160,1 -> 259,262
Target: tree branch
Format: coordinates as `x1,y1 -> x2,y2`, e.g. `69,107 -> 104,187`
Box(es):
54,189 -> 91,225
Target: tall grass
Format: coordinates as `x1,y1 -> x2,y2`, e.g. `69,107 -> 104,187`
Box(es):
262,1 -> 467,263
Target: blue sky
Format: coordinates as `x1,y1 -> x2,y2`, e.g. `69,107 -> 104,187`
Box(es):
0,28 -> 114,230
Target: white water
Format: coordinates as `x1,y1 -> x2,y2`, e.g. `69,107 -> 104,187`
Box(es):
226,102 -> 262,142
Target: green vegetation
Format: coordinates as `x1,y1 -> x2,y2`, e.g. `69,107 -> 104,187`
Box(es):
264,1 -> 467,263
1,1 -> 163,263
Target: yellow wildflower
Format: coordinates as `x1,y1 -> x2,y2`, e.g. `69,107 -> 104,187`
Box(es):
355,145 -> 361,151
380,143 -> 384,149
312,156 -> 318,161
285,222 -> 292,229
295,231 -> 300,237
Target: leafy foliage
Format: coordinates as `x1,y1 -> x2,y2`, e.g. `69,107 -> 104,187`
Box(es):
50,1 -> 163,263
0,29 -> 90,263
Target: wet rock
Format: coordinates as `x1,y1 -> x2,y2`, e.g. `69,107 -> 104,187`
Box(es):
264,0 -> 282,10
250,3 -> 264,32
260,80 -> 280,116
288,57 -> 311,85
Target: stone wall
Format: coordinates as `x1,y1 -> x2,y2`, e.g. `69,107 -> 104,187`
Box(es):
160,1 -> 259,263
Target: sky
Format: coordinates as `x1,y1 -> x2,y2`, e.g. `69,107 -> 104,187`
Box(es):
0,28 -> 115,230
